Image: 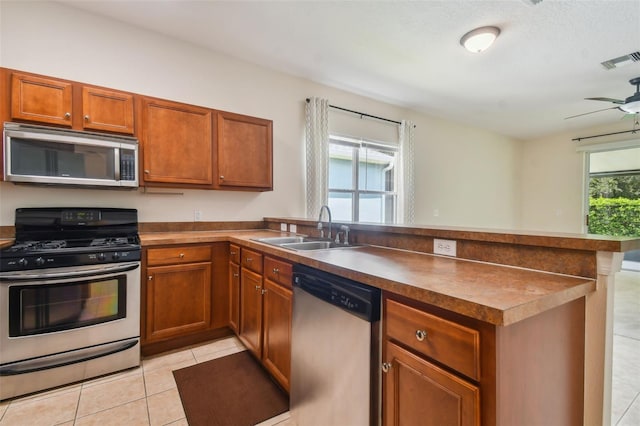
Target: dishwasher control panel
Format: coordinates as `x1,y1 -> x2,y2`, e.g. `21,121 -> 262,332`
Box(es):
293,264 -> 381,322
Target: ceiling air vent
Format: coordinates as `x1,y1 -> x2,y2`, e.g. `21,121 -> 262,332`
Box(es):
601,52 -> 640,70
521,0 -> 544,5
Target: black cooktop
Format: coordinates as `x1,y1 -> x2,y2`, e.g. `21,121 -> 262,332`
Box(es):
0,208 -> 141,272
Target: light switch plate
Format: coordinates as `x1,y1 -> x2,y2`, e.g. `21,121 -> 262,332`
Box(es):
434,239 -> 457,256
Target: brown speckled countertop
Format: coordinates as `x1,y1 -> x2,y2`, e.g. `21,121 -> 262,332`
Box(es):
140,230 -> 596,326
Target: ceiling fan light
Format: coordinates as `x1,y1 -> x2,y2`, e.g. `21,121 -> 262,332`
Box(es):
460,26 -> 500,53
620,100 -> 640,114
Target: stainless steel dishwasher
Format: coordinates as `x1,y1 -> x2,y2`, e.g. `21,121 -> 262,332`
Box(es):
290,264 -> 381,426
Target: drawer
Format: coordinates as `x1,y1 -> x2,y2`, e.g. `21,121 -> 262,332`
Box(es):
264,256 -> 293,288
147,245 -> 212,266
385,298 -> 480,381
229,244 -> 240,264
241,248 -> 263,274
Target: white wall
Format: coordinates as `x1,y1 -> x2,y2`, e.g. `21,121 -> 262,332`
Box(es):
0,1 -> 522,229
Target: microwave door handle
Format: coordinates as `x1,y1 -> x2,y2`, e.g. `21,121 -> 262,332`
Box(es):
114,147 -> 121,181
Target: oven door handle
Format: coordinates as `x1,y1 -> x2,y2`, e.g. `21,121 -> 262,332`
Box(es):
0,338 -> 139,376
0,262 -> 140,281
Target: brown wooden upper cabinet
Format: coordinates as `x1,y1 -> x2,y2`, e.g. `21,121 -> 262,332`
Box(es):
9,71 -> 135,134
216,111 -> 273,191
81,86 -> 134,134
140,97 -> 213,186
10,72 -> 73,127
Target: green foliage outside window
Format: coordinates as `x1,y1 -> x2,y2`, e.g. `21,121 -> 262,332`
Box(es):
588,175 -> 640,237
588,197 -> 640,237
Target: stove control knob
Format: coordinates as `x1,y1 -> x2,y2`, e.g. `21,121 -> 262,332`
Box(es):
98,253 -> 106,261
18,258 -> 28,267
35,257 -> 45,266
112,252 -> 120,260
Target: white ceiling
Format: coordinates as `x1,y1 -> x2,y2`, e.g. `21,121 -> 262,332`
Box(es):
60,0 -> 640,140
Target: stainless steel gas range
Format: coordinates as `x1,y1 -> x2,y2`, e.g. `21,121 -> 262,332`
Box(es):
0,207 -> 141,400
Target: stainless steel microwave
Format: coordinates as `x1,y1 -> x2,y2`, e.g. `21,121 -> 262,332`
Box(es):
3,122 -> 138,188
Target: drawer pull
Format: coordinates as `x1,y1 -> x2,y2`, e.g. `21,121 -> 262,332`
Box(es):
246,257 -> 252,262
415,329 -> 428,341
230,251 -> 237,255
179,253 -> 185,258
233,273 -> 239,277
273,268 -> 279,274
381,362 -> 392,373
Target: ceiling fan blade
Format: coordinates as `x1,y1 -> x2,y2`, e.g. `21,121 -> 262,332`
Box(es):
564,106 -> 620,120
585,97 -> 625,104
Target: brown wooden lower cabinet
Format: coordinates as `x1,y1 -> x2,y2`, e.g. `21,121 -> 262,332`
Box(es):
235,248 -> 292,392
239,267 -> 264,356
146,261 -> 212,341
382,293 -> 586,426
383,340 -> 479,426
141,243 -> 231,356
262,277 -> 293,391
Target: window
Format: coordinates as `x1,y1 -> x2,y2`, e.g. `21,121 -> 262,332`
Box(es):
587,146 -> 640,237
328,135 -> 397,223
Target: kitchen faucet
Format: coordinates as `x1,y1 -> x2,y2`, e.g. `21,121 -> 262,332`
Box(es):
317,205 -> 332,240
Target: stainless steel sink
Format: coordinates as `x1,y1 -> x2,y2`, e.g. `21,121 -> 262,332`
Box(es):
252,236 -> 361,251
253,236 -> 305,245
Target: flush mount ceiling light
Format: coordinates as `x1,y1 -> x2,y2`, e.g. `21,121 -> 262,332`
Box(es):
460,26 -> 501,53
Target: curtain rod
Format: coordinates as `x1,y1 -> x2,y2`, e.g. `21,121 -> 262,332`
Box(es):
306,98 -> 412,127
572,128 -> 638,142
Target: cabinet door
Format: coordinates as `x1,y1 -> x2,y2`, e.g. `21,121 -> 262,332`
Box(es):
229,262 -> 240,333
82,86 -> 134,134
141,98 -> 213,185
262,278 -> 292,391
239,268 -> 263,357
383,341 -> 480,426
216,111 -> 272,190
145,262 -> 212,342
11,73 -> 73,127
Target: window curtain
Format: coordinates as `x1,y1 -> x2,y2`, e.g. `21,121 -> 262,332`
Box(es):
305,97 -> 330,217
397,120 -> 415,224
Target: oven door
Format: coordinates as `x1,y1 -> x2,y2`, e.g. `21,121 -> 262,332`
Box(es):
0,262 -> 140,368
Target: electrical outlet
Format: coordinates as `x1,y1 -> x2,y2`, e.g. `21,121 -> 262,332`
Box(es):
280,223 -> 287,231
194,210 -> 202,221
433,238 -> 457,257
289,224 -> 297,233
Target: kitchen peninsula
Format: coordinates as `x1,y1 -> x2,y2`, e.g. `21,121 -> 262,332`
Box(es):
132,217 -> 639,426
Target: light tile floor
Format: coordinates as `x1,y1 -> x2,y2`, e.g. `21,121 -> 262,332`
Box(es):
1,270 -> 638,426
612,269 -> 640,426
0,336 -> 292,426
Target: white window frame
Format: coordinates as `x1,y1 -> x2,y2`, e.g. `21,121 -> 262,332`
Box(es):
328,134 -> 398,223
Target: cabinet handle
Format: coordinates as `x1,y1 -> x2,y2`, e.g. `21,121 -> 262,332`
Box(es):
381,362 -> 392,373
179,253 -> 185,258
246,257 -> 252,263
261,289 -> 267,295
415,329 -> 428,341
272,268 -> 279,274
148,275 -> 153,281
233,273 -> 239,277
255,285 -> 261,291
64,112 -> 71,119
84,115 -> 90,121
220,176 -> 225,180
230,251 -> 237,255
144,170 -> 150,174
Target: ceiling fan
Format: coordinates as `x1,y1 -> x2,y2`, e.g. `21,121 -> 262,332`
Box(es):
566,77 -> 640,119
